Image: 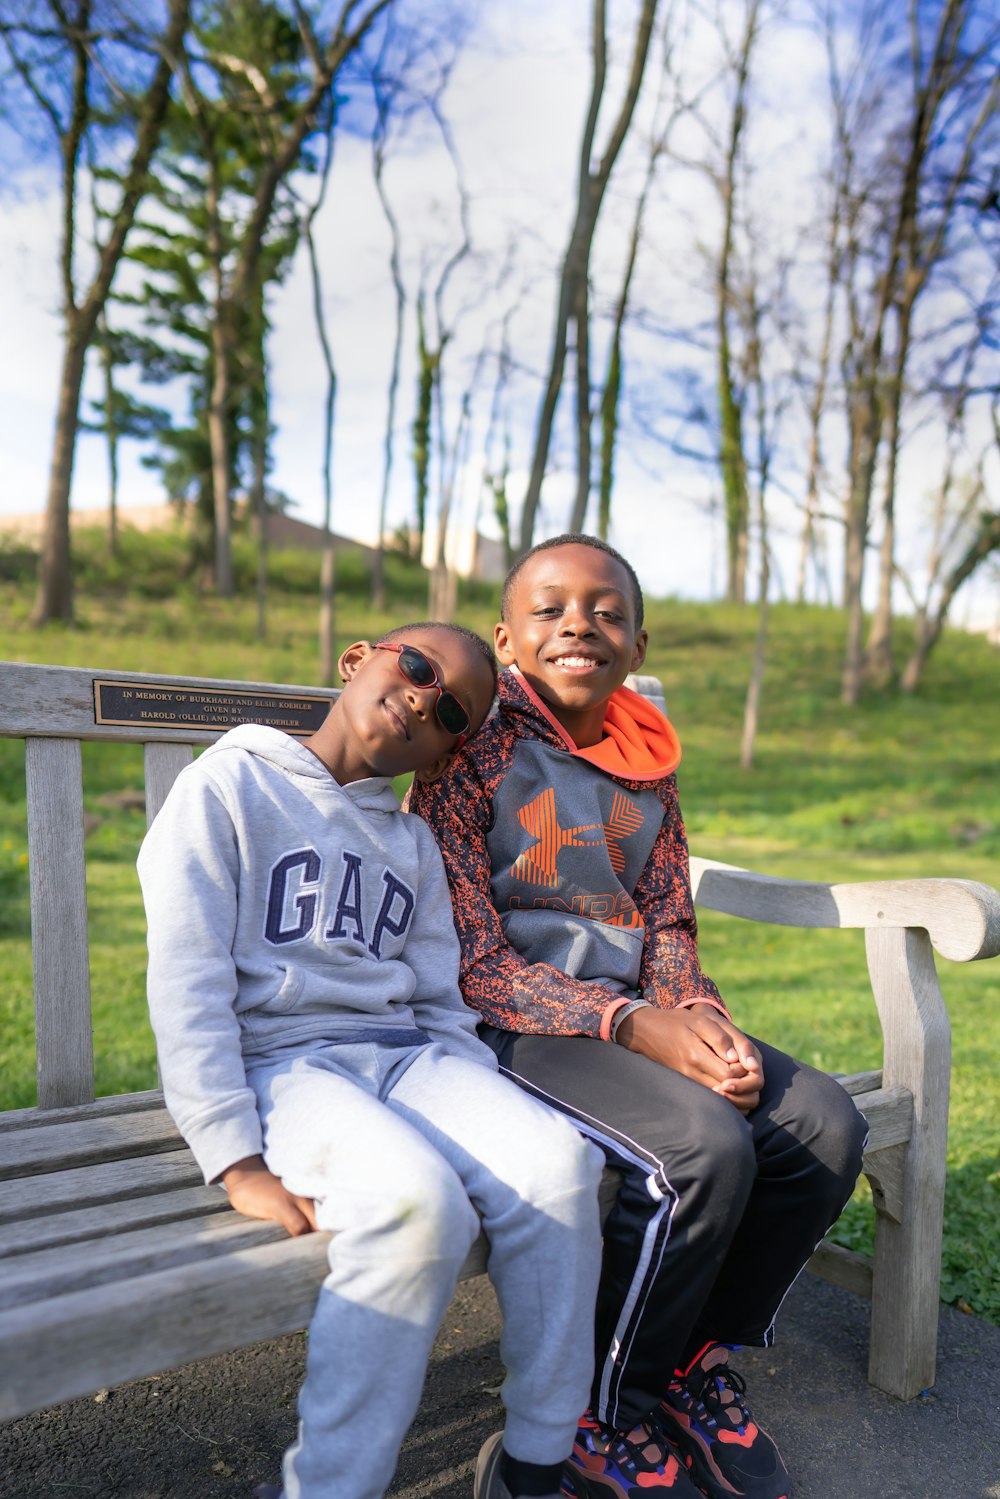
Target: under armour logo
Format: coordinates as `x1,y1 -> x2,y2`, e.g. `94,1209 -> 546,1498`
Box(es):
511,787 -> 604,886
604,791 -> 644,873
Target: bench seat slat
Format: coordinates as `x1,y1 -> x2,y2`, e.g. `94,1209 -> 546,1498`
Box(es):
0,1212 -> 290,1309
0,1149 -> 202,1224
0,1090 -> 165,1134
0,1109 -> 182,1181
0,1234 -> 334,1421
0,1184 -> 229,1259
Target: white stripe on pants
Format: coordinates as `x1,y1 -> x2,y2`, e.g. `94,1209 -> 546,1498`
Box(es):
246,1039 -> 604,1499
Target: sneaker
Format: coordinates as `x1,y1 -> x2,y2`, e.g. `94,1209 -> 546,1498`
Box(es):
563,1410 -> 704,1497
656,1344 -> 790,1499
474,1430 -> 565,1499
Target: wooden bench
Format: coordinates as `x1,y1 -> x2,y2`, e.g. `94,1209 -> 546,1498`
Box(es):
2,661 -> 998,1426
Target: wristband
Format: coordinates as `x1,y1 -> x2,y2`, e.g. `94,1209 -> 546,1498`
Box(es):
609,997 -> 652,1042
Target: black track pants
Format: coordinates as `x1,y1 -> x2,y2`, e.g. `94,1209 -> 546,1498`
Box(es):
483,1029 -> 867,1433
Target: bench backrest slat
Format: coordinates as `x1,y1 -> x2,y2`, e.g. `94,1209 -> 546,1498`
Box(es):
25,738 -> 94,1109
144,742 -> 195,826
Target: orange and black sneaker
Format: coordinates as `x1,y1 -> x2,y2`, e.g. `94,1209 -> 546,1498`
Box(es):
562,1410 -> 703,1498
655,1344 -> 790,1499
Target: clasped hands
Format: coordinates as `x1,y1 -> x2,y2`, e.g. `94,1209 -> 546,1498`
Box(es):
615,1002 -> 763,1114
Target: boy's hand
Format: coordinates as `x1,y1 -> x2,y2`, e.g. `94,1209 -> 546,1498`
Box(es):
219,1155 -> 318,1236
615,1004 -> 763,1114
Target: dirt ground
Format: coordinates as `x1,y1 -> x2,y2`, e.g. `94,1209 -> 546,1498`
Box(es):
2,1273 -> 999,1499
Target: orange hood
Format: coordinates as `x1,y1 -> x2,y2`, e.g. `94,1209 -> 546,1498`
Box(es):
511,670 -> 681,781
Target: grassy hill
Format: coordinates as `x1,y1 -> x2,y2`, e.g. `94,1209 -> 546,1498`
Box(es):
2,526 -> 999,1322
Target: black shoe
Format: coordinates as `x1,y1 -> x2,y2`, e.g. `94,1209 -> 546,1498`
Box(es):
474,1430 -> 567,1499
563,1409 -> 704,1496
655,1344 -> 791,1499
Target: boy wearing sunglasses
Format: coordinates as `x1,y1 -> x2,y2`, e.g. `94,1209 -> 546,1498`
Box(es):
137,621 -> 604,1499
408,544 -> 867,1499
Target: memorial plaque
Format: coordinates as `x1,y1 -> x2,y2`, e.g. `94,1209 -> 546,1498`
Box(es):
93,680 -> 333,736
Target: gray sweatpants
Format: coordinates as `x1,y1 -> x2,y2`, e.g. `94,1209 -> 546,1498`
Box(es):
246,1037 -> 604,1499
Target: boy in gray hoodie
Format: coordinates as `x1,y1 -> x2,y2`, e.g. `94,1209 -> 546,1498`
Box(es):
137,622 -> 604,1499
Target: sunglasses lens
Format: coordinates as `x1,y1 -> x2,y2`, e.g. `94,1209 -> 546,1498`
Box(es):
385,643 -> 469,739
397,647 -> 437,688
436,693 -> 469,737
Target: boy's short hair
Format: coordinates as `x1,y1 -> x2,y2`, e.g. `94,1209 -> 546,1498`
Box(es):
501,533 -> 644,630
378,621 -> 499,699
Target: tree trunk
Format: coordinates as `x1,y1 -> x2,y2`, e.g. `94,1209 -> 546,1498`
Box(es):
253,404 -> 268,643
319,539 -> 336,686
33,332 -> 89,623
718,352 -> 748,603
796,202 -> 837,604
840,374 -> 881,704
864,385 -> 902,686
97,313 -> 120,559
371,105 -> 405,611
867,286 -> 918,686
29,0 -> 191,624
208,309 -> 235,596
569,272 -> 592,532
519,0 -> 658,554
901,511 -> 1000,692
519,233 -> 581,554
597,123 -> 659,542
715,0 -> 759,606
739,577 -> 770,770
302,150 -> 338,687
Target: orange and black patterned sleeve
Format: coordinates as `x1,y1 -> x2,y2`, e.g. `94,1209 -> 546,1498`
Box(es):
408,755 -> 628,1037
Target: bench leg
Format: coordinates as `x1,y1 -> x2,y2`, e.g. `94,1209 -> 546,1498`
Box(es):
865,927 -> 950,1400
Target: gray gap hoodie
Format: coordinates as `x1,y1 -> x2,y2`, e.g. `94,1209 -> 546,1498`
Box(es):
137,724 -> 494,1185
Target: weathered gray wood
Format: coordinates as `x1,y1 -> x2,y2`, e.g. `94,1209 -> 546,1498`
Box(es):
0,1089 -> 164,1134
0,662 -> 338,745
691,856 -> 1000,962
144,741 -> 194,825
0,1165 -> 624,1420
851,1086 -> 913,1155
0,1234 -> 334,1421
864,1141 -> 906,1225
0,1149 -> 202,1223
0,1212 -> 291,1309
865,926 -> 951,1400
834,1069 -> 883,1096
0,1184 -> 228,1259
25,737 -> 93,1109
807,1239 -> 874,1300
0,1108 -> 181,1181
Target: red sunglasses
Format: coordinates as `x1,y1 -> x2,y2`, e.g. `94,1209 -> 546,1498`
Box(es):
374,642 -> 472,746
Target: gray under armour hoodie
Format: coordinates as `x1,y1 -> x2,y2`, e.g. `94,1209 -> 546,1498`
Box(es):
137,724 -> 495,1185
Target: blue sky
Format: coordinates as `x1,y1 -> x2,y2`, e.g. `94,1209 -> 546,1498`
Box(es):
1,0 -> 996,631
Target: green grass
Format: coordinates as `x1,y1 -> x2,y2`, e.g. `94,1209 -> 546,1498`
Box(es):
2,530 -> 999,1321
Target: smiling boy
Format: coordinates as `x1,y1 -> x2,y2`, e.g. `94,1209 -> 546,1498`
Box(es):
408,542 -> 866,1499
137,621 -> 604,1499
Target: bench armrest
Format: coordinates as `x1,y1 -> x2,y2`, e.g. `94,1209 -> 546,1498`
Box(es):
690,856 -> 1000,964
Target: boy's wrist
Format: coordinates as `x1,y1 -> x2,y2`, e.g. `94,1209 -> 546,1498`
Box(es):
218,1154 -> 268,1188
609,997 -> 651,1042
